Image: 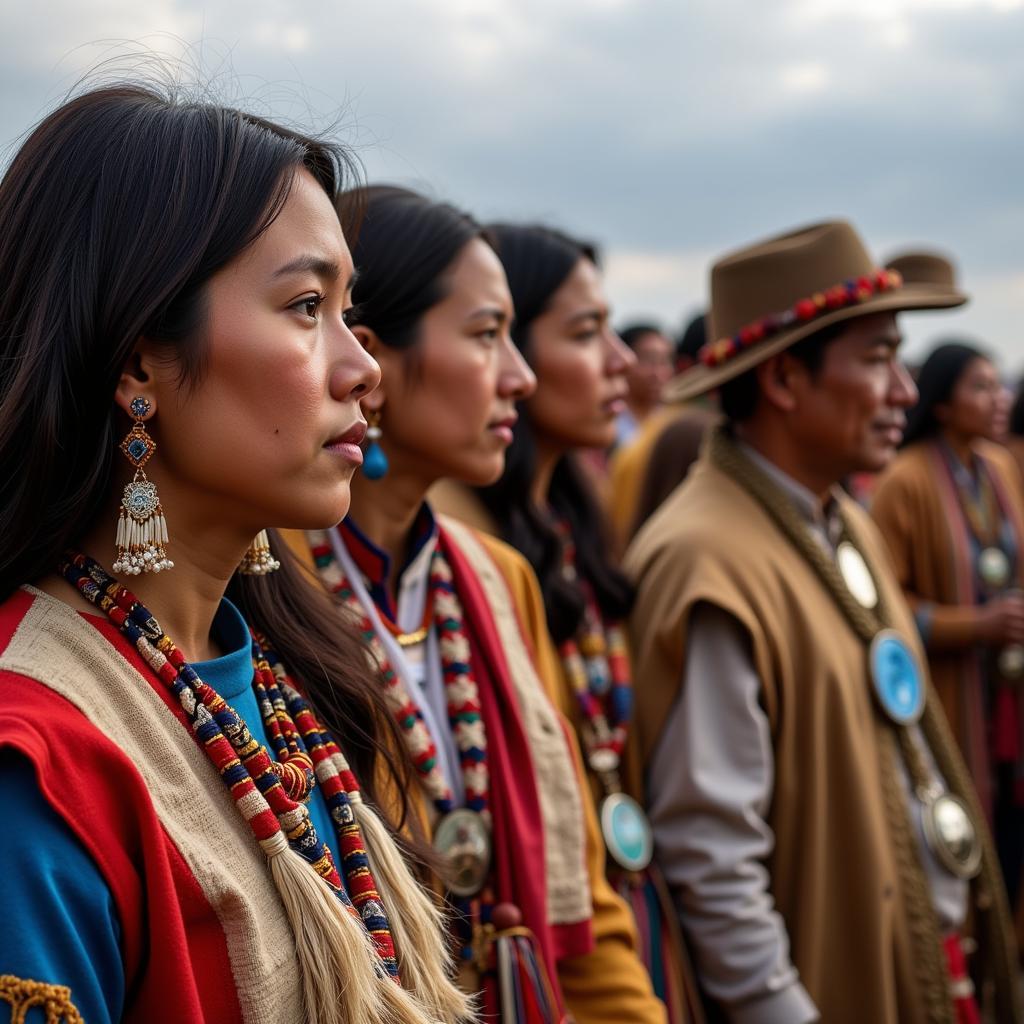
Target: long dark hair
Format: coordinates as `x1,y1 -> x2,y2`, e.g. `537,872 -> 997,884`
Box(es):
1010,379 -> 1024,439
902,340 -> 988,447
476,223 -> 632,643
340,185 -> 487,350
0,84 -> 415,832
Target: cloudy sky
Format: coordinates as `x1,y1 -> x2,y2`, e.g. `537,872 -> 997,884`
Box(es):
1,0 -> 1021,372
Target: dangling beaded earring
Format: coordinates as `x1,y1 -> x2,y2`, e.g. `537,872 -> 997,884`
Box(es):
238,529 -> 281,575
113,397 -> 173,575
362,407 -> 389,481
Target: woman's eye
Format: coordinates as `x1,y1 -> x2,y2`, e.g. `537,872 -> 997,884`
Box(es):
292,294 -> 324,319
478,327 -> 500,342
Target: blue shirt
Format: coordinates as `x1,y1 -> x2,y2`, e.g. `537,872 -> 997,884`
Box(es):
0,598 -> 340,1023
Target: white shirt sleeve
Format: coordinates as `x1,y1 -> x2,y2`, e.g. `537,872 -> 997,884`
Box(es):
646,602 -> 819,1024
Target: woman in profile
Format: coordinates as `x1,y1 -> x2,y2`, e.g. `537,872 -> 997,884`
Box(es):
284,186 -> 666,1023
873,341 -> 1024,929
0,86 -> 468,1024
432,224 -> 698,1023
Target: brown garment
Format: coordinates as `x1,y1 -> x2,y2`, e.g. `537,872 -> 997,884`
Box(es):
1005,438 -> 1024,502
625,442 -> 1018,1024
631,407 -> 716,541
871,439 -> 1024,816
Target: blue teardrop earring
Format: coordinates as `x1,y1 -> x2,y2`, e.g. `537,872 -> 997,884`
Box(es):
362,407 -> 389,481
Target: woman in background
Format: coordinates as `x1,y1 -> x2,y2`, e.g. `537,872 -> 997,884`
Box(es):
873,340 -> 1024,932
434,224 -> 697,1023
285,187 -> 666,1023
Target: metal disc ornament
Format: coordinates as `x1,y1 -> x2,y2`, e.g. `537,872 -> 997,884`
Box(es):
588,747 -> 621,777
124,480 -> 159,521
869,630 -> 925,725
978,547 -> 1011,590
837,542 -> 879,610
600,793 -> 654,872
999,644 -> 1024,681
433,808 -> 492,898
922,793 -> 982,880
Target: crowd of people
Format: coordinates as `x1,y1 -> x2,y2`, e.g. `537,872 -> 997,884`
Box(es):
1,82 -> 1022,1024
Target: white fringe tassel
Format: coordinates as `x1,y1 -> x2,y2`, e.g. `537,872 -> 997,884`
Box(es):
260,831 -> 459,1024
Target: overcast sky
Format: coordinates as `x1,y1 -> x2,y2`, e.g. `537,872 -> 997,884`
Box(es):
1,0 -> 1021,373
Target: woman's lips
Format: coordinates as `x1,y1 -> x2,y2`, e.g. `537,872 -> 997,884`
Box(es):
324,421 -> 367,464
488,415 -> 517,445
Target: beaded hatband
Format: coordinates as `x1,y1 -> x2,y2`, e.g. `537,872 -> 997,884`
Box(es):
60,552 -> 400,979
699,267 -> 903,368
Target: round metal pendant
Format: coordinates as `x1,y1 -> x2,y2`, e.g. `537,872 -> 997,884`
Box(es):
922,792 -> 982,880
124,480 -> 159,521
999,644 -> 1024,681
600,793 -> 653,872
978,547 -> 1011,589
837,542 -> 879,609
869,630 -> 926,725
588,747 -> 621,776
434,808 -> 492,898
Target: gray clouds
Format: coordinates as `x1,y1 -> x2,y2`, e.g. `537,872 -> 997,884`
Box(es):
0,0 -> 1020,369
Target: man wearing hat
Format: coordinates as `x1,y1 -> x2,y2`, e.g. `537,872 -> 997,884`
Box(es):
624,221 -> 1018,1023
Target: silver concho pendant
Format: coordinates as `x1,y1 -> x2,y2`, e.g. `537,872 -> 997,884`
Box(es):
837,541 -> 879,610
998,644 -> 1024,681
978,547 -> 1011,590
922,792 -> 982,880
600,792 -> 654,873
434,808 -> 492,898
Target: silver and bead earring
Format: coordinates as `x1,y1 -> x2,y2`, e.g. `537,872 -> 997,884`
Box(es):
113,397 -> 173,575
238,530 -> 281,575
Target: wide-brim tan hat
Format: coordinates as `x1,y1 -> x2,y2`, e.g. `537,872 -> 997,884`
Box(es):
666,221 -> 967,403
885,249 -> 966,301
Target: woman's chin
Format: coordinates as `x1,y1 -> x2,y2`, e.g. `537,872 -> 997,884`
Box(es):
454,453 -> 506,489
276,489 -> 351,532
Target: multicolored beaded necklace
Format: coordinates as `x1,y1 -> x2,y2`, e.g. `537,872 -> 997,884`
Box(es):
554,523 -> 632,781
309,528 -> 498,971
60,551 -> 400,979
307,529 -> 490,825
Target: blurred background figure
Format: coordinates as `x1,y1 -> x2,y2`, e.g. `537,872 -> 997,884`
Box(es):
1007,380 -> 1024,487
629,404 -> 717,542
845,250 -> 964,505
872,341 -> 1024,933
675,313 -> 709,375
615,323 -> 675,449
607,314 -> 716,551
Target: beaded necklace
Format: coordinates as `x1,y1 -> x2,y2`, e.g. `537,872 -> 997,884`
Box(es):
307,529 -> 490,824
60,551 -> 400,979
554,523 -> 632,778
944,443 -> 1002,548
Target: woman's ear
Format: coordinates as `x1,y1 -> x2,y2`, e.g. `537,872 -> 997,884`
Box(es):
114,340 -> 160,419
